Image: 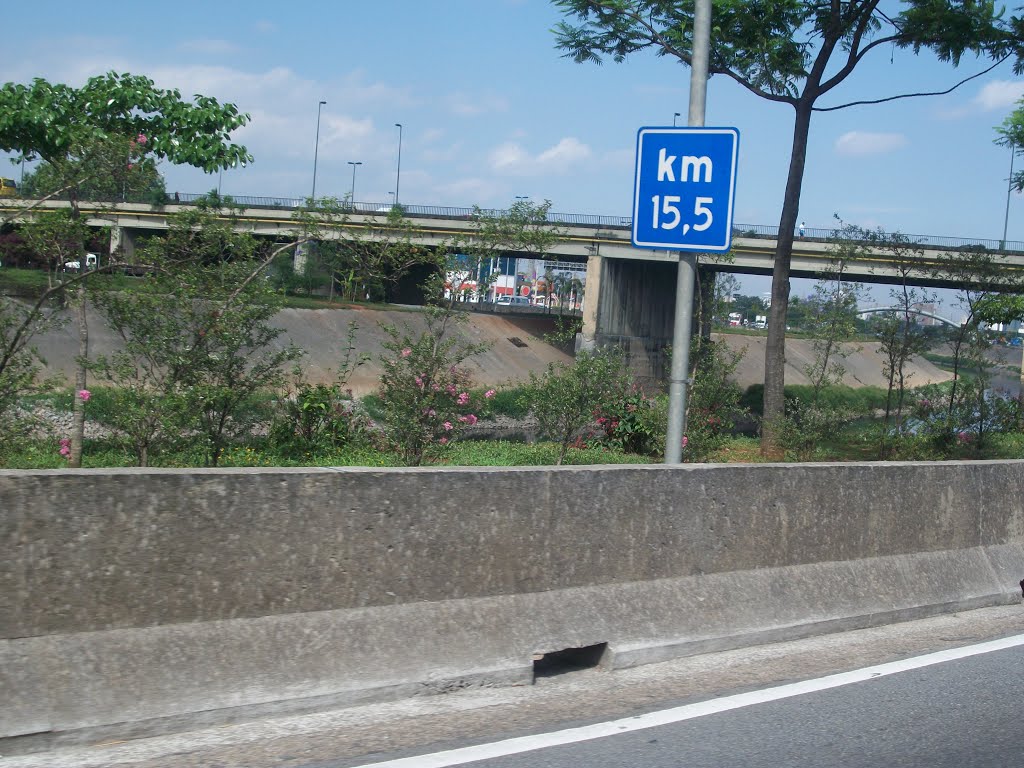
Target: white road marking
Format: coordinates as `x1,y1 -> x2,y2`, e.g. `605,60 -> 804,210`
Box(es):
356,633 -> 1024,767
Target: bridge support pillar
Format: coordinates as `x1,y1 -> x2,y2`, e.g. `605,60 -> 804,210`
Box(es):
592,256 -> 680,384
109,225 -> 137,260
578,252 -> 603,353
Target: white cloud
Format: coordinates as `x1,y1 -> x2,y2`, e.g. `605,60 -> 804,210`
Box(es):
447,92 -> 509,117
489,137 -> 592,175
178,39 -> 239,56
834,131 -> 908,156
972,80 -> 1024,111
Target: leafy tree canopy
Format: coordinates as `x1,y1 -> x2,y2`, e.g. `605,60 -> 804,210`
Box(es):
20,134 -> 167,203
0,72 -> 251,172
996,96 -> 1024,191
554,1 -> 1012,106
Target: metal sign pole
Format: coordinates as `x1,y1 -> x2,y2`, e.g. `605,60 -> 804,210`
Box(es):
665,0 -> 712,463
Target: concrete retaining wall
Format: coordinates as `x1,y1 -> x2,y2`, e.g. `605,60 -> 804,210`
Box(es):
3,461 -> 1023,752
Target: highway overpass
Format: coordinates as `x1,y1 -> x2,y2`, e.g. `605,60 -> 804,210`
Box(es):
5,196 -> 1024,381
4,196 -> 1024,286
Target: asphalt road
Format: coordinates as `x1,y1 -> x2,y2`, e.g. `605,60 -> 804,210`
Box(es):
401,639 -> 1024,768
4,605 -> 1022,768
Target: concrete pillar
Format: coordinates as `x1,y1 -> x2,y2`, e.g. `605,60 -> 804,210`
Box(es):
109,226 -> 136,260
593,258 -> 677,383
578,251 -> 603,352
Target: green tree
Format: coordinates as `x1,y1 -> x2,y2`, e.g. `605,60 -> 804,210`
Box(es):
20,134 -> 167,204
317,203 -> 437,303
526,347 -> 636,465
996,95 -> 1024,192
863,230 -> 935,448
448,199 -> 567,303
927,246 -> 1022,447
377,308 -> 491,466
90,200 -> 304,466
0,72 -> 251,466
553,0 -> 1011,456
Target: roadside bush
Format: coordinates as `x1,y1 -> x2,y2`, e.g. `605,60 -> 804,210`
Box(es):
593,385 -> 667,456
269,383 -> 371,455
525,346 -> 635,465
377,308 -> 492,465
683,338 -> 749,461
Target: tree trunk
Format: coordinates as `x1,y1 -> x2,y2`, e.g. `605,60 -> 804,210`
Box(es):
69,283 -> 88,467
68,190 -> 89,468
698,268 -> 715,342
760,102 -> 814,458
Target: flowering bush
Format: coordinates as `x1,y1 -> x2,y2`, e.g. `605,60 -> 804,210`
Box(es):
593,385 -> 666,456
526,346 -> 636,465
377,309 -> 491,465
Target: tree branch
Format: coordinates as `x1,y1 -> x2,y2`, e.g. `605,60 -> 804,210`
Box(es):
815,54 -> 1010,111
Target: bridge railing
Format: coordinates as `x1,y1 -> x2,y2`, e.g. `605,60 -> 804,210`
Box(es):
11,191 -> 1024,254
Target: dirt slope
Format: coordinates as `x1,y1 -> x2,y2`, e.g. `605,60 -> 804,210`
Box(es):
29,306 -> 576,396
717,333 -> 955,390
26,305 -> 965,395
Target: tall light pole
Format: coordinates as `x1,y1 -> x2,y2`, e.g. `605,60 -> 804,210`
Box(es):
673,112 -> 681,127
665,0 -> 710,464
394,123 -> 403,206
1001,142 -> 1016,250
312,100 -> 327,201
347,161 -> 362,206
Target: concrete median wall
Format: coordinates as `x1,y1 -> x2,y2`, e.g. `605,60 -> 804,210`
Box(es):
3,461 -> 1023,752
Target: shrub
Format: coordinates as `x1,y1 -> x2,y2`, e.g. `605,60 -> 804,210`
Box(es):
525,346 -> 636,465
377,308 -> 492,465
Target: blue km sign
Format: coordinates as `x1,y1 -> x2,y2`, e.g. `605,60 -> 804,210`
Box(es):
632,126 -> 740,253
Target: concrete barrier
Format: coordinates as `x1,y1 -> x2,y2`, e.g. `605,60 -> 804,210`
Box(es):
2,461 -> 1023,753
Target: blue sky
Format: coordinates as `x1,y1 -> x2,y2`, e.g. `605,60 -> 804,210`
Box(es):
4,0 -> 1023,303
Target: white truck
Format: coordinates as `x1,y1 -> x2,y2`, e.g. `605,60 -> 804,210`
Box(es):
63,253 -> 98,271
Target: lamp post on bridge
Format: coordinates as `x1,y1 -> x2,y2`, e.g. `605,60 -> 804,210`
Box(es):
393,123 -> 403,207
347,161 -> 362,207
673,112 -> 681,126
1001,142 -> 1016,250
311,100 -> 327,202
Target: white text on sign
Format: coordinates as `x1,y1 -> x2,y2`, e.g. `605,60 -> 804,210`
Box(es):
657,149 -> 713,183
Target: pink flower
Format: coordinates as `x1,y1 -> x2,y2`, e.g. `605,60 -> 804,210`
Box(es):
459,413 -> 478,425
59,438 -> 71,458
77,389 -> 91,402
414,376 -> 424,389
427,409 -> 436,417
136,133 -> 148,145
439,437 -> 449,445
457,392 -> 469,405
446,384 -> 457,395
682,436 -> 689,448
127,163 -> 134,170
401,348 -> 412,358
484,389 -> 496,399
443,421 -> 453,431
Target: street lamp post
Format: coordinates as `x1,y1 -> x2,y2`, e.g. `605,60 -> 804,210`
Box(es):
394,123 -> 403,206
673,112 -> 681,127
312,100 -> 327,201
1001,142 -> 1016,250
347,161 -> 362,207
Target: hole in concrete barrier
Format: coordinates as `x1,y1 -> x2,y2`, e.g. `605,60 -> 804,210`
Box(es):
507,336 -> 529,348
532,642 -> 608,680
